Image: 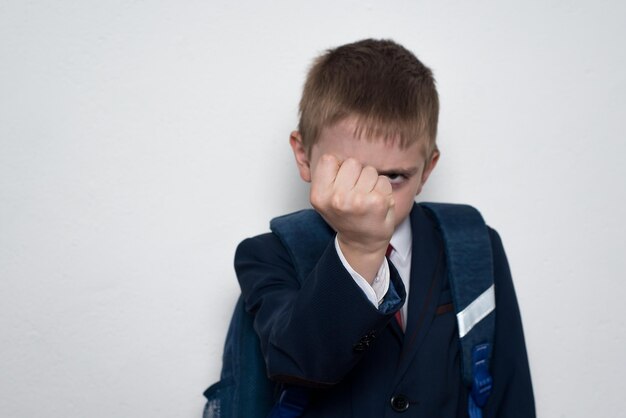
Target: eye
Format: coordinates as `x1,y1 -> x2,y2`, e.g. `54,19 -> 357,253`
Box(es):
385,173 -> 408,185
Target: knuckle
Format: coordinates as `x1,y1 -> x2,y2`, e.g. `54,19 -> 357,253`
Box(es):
310,191 -> 321,207
351,194 -> 366,213
331,193 -> 345,210
373,195 -> 387,211
363,165 -> 378,176
368,194 -> 384,210
310,188 -> 328,209
378,177 -> 392,194
344,158 -> 361,170
321,154 -> 335,163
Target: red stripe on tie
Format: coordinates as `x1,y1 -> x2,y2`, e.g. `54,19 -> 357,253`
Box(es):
387,244 -> 403,330
395,310 -> 403,329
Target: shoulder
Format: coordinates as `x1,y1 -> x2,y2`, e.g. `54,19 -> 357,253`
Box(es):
235,210 -> 338,286
235,232 -> 290,265
234,232 -> 302,293
236,207 -> 324,262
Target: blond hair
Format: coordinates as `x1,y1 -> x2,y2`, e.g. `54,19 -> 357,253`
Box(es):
298,39 -> 439,157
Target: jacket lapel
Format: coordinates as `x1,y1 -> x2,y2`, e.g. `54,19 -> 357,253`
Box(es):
393,203 -> 446,383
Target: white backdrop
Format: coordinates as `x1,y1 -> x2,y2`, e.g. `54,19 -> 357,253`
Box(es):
1,1 -> 625,417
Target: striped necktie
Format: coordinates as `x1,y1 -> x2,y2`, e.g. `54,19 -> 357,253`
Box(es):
387,244 -> 403,330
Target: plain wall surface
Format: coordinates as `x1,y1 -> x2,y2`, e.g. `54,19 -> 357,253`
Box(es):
1,1 -> 625,417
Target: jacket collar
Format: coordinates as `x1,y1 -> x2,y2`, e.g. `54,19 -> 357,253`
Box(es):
389,216 -> 412,262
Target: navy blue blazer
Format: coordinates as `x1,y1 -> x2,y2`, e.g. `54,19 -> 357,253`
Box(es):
235,204 -> 535,417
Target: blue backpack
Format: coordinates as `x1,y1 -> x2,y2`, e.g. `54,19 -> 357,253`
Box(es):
203,203 -> 495,418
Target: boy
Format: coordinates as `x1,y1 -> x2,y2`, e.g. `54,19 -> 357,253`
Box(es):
233,39 -> 534,417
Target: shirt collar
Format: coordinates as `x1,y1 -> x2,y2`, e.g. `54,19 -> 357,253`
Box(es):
390,215 -> 412,261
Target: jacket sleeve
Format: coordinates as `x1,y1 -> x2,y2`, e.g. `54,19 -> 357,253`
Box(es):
485,227 -> 536,417
235,233 -> 405,387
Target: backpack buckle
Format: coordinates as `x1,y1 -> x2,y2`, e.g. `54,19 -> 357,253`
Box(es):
470,344 -> 493,408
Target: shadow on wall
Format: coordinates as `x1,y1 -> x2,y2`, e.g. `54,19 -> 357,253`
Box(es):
280,161 -> 311,213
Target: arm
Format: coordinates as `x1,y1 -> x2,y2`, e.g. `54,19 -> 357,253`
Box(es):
236,232 -> 405,387
485,228 -> 536,417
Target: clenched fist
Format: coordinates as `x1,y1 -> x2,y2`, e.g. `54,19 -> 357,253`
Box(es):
310,154 -> 395,283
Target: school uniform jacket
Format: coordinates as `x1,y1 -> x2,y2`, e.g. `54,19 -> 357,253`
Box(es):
235,204 -> 535,417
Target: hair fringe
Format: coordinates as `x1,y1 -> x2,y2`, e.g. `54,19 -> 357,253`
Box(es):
298,39 -> 439,157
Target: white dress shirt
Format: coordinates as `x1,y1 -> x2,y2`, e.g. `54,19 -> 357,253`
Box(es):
335,216 -> 413,329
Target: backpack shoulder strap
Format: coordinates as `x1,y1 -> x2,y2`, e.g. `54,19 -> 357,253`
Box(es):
270,209 -> 335,282
419,202 -> 495,418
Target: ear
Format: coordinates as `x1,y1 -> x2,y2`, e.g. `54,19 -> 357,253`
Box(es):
289,131 -> 312,182
416,148 -> 440,195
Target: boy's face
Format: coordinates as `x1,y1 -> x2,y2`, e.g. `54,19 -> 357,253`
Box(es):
290,117 -> 439,229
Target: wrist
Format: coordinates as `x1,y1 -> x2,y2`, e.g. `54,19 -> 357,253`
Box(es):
336,233 -> 389,256
337,235 -> 388,284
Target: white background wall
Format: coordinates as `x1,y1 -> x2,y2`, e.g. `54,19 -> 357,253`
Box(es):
1,1 -> 625,417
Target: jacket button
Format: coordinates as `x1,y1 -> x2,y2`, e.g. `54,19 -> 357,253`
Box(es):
353,342 -> 366,352
390,394 -> 410,412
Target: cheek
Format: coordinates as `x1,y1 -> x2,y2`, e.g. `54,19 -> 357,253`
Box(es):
392,189 -> 416,222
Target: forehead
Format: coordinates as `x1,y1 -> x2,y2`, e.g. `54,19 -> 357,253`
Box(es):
313,117 -> 427,169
